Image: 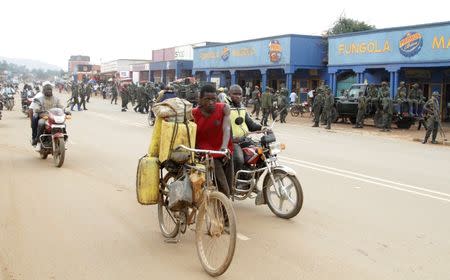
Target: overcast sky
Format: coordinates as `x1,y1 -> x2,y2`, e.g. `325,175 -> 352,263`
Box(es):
1,0 -> 449,70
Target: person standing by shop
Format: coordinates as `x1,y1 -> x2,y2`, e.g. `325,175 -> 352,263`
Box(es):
312,89 -> 324,127
422,91 -> 441,144
251,85 -> 261,120
79,83 -> 87,110
111,82 -> 118,105
354,91 -> 366,128
380,83 -> 393,132
260,87 -> 273,126
322,86 -> 334,130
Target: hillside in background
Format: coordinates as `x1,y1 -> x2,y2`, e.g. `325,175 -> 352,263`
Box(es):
0,56 -> 62,71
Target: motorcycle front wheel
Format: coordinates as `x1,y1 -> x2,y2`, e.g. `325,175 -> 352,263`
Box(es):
53,138 -> 65,168
263,170 -> 303,219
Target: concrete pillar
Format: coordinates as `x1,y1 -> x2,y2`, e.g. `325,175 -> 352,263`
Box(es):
331,73 -> 337,96
389,71 -> 395,99
261,69 -> 267,92
286,73 -> 293,93
393,71 -> 399,98
230,70 -> 237,86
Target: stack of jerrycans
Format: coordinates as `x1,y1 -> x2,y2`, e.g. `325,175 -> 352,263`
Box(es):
136,104 -> 196,205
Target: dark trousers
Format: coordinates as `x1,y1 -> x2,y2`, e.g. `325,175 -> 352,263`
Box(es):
214,158 -> 234,198
70,97 -> 80,111
111,95 -> 118,104
261,108 -> 271,126
313,107 -> 322,126
31,115 -> 39,140
36,118 -> 46,143
252,102 -> 260,118
425,119 -> 439,142
80,98 -> 87,110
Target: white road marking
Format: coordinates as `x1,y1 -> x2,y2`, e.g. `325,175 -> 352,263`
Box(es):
279,156 -> 450,203
237,232 -> 250,241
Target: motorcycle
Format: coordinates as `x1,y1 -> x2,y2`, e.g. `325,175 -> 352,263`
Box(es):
4,94 -> 15,111
232,118 -> 303,219
37,108 -> 70,167
21,90 -> 34,116
290,101 -> 310,117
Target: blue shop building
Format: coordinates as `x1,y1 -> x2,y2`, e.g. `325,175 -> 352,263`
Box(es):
193,35 -> 327,96
328,21 -> 450,121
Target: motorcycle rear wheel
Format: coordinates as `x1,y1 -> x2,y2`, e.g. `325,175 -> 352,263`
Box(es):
40,151 -> 48,159
264,170 -> 303,219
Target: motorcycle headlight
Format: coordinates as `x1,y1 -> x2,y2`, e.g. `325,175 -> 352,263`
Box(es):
269,142 -> 282,156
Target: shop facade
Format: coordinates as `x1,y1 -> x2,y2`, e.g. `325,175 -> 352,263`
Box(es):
192,34 -> 327,96
149,43 -> 214,83
328,21 -> 450,121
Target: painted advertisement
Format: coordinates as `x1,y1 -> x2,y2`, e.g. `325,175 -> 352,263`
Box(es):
175,45 -> 194,60
194,37 -> 290,69
329,22 -> 450,66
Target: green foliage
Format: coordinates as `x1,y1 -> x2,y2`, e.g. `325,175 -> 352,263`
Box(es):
326,16 -> 375,36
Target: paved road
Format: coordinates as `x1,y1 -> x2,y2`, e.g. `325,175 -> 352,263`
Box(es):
1,93 -> 449,280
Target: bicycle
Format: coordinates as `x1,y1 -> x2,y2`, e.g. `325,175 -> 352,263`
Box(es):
158,145 -> 237,277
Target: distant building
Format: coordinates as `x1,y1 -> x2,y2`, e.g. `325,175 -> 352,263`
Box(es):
68,55 -> 90,73
101,59 -> 151,81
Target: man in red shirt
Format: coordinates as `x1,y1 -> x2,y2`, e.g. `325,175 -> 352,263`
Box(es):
192,84 -> 233,197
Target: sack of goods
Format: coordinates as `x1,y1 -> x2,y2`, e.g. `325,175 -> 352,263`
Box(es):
149,98 -> 196,164
136,155 -> 160,205
153,97 -> 193,122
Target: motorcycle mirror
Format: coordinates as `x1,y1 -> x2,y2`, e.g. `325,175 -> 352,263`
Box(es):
235,117 -> 244,125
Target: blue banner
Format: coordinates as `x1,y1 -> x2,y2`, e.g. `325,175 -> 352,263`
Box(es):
328,22 -> 450,66
193,37 -> 291,69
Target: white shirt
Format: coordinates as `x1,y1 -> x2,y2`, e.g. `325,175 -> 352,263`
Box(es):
289,92 -> 297,103
307,90 -> 314,98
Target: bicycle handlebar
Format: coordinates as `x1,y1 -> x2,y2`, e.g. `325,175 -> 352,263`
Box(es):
176,145 -> 229,156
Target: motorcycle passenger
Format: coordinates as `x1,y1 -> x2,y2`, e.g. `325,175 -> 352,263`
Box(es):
226,84 -> 262,174
31,83 -> 64,151
192,84 -> 233,197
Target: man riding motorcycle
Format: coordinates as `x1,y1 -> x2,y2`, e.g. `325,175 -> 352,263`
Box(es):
226,85 -> 263,174
30,83 -> 64,151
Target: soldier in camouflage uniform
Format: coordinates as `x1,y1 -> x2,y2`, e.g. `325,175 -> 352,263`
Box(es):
396,81 -> 408,114
354,91 -> 366,128
408,83 -> 423,115
422,91 -> 441,144
312,86 -> 324,127
121,84 -> 130,112
70,82 -> 81,111
322,86 -> 334,129
379,82 -> 393,132
79,83 -> 87,110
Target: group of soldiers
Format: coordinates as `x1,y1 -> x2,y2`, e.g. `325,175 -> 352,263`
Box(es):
118,82 -> 159,113
311,82 -> 335,129
69,82 -> 93,111
250,85 -> 290,125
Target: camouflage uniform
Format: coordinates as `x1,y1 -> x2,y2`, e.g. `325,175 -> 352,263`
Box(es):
322,87 -> 334,129
380,85 -> 393,131
423,92 -> 441,144
354,92 -> 367,128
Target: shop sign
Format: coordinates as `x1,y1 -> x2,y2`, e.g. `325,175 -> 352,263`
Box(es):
268,40 -> 282,63
399,32 -> 423,57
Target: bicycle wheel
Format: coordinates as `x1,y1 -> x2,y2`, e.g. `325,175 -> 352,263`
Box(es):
195,191 -> 236,277
158,173 -> 180,238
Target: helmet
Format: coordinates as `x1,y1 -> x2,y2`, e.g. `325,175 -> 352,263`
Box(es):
399,81 -> 405,86
381,81 -> 388,86
218,87 -> 224,93
432,91 -> 440,98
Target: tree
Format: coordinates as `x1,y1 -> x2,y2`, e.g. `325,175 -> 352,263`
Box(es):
326,16 -> 375,36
